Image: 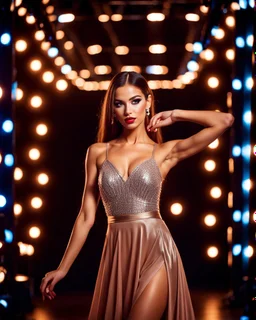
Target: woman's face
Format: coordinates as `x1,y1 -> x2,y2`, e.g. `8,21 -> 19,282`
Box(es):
113,84 -> 151,129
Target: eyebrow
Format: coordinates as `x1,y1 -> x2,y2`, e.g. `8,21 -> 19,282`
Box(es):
114,95 -> 142,102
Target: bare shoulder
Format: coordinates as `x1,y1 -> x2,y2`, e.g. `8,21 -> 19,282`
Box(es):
86,142 -> 109,170
87,142 -> 106,159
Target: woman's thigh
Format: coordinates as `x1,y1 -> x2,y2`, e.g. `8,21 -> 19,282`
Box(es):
128,263 -> 168,320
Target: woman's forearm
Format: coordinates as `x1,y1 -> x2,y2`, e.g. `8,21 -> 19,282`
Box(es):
173,109 -> 233,127
57,214 -> 93,274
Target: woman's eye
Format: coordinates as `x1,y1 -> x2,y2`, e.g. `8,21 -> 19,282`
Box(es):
114,102 -> 122,107
132,99 -> 141,104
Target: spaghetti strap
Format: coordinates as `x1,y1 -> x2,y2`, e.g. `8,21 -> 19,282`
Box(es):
106,142 -> 108,160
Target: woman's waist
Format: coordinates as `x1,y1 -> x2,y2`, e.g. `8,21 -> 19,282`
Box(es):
107,210 -> 162,224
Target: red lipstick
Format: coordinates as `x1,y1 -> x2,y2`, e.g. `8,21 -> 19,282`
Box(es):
125,118 -> 136,124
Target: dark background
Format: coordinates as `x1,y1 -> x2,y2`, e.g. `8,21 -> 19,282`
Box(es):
13,0 -> 236,295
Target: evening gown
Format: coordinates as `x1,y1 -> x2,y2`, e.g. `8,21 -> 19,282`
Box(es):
88,142 -> 195,320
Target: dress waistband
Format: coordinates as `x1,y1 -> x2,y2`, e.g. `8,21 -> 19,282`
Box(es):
107,210 -> 162,224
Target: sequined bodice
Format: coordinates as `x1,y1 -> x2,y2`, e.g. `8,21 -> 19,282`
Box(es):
98,143 -> 163,216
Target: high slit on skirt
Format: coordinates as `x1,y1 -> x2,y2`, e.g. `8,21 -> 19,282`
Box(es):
88,210 -> 196,320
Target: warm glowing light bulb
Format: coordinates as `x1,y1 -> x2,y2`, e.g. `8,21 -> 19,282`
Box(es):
14,203 -> 22,215
98,14 -> 109,22
204,160 -> 216,171
210,186 -> 222,199
46,5 -> 54,14
226,49 -> 235,60
54,56 -> 65,66
56,79 -> 68,91
244,246 -> 254,258
66,70 -> 78,80
64,41 -> 74,50
15,39 -> 27,52
200,49 -> 214,61
170,203 -> 183,215
29,148 -> 40,160
30,59 -> 42,71
41,41 -> 51,51
208,139 -> 219,149
225,16 -> 235,27
161,80 -> 173,89
115,46 -> 129,55
204,214 -> 217,226
27,244 -> 35,255
207,246 -> 218,258
29,226 -> 41,238
80,70 -> 90,79
42,71 -> 54,83
0,267 -> 7,283
87,45 -> 102,55
30,197 -> 43,209
121,66 -> 141,73
94,65 -> 112,75
148,80 -> 161,90
231,2 -> 240,10
172,79 -> 183,89
16,88 -> 23,100
149,44 -> 167,54
214,29 -> 225,39
56,30 -> 65,40
35,30 -> 45,41
111,14 -> 123,21
18,7 -> 27,16
147,13 -> 165,21
14,167 -> 23,180
26,15 -> 36,24
200,5 -> 209,13
36,124 -> 48,136
37,173 -> 49,185
185,43 -> 194,52
75,78 -> 85,87
185,13 -> 199,21
99,80 -> 111,90
30,96 -> 42,108
207,77 -> 219,88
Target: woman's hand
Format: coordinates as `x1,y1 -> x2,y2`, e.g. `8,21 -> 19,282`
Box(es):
147,110 -> 176,132
40,269 -> 67,301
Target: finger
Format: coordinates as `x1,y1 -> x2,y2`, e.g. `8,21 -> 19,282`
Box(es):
147,120 -> 153,129
152,117 -> 159,127
45,290 -> 52,300
152,119 -> 168,129
46,285 -> 55,299
41,275 -> 53,293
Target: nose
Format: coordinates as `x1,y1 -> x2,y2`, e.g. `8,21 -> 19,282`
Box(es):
124,102 -> 133,115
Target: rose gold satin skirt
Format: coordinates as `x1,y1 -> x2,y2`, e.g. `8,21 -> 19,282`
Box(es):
88,211 -> 195,320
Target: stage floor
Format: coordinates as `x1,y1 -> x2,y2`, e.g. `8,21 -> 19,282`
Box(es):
24,289 -> 244,320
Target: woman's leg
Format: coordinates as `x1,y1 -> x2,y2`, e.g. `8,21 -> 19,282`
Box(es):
128,263 -> 168,320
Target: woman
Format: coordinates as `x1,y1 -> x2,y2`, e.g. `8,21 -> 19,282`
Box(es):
40,71 -> 234,319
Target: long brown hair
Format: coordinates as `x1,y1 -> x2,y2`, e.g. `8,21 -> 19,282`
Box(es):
96,72 -> 163,144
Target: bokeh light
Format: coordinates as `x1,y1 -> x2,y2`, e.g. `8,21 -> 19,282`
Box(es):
207,246 -> 219,258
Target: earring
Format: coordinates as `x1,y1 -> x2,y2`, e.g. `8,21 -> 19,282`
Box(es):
146,108 -> 150,116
